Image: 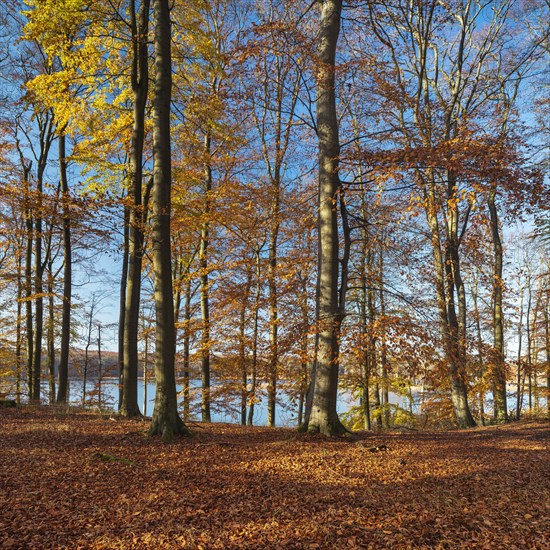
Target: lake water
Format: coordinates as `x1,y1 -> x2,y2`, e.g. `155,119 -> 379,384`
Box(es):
62,379 -> 410,427
34,379 -> 539,427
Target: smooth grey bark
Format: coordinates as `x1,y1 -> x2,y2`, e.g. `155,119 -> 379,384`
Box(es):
516,284 -> 524,420
121,0 -> 151,418
148,0 -> 189,441
57,132 -> 72,404
248,249 -> 262,426
15,253 -> 23,404
182,275 -> 192,422
487,185 -> 508,421
16,144 -> 33,400
46,259 -> 55,403
305,0 -> 347,436
199,133 -> 212,423
239,267 -> 252,426
544,293 -> 549,420
32,113 -> 55,403
117,204 -> 129,408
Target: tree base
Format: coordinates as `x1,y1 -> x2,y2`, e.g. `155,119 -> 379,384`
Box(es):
119,405 -> 143,419
148,413 -> 191,442
300,416 -> 350,437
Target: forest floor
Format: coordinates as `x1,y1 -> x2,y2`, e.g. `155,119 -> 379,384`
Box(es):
0,407 -> 548,549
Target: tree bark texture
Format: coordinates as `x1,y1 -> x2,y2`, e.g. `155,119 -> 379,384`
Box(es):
148,0 -> 189,441
306,0 -> 347,436
121,0 -> 151,418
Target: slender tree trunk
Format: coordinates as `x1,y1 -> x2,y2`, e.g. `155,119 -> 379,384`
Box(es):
16,147 -> 33,401
199,131 -> 212,423
544,292 -> 549,420
33,181 -> 44,403
516,284 -> 524,420
239,269 -> 251,426
121,0 -> 151,418
182,276 -> 191,421
472,278 -> 486,425
148,0 -> 189,441
57,133 -> 72,404
526,279 -> 533,412
248,250 -> 262,426
47,261 -> 55,403
487,186 -> 507,421
25,200 -> 33,401
118,205 -> 129,409
16,254 -> 23,404
143,323 -> 148,415
97,324 -> 102,409
31,115 -> 55,403
82,297 -> 95,408
423,170 -> 475,428
267,218 -> 279,427
379,249 -> 390,429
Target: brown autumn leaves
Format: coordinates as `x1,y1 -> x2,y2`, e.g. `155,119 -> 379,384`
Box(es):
0,407 -> 547,549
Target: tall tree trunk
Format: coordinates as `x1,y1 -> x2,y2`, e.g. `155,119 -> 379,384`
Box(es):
360,245 -> 372,431
32,181 -> 44,403
23,167 -> 34,401
487,186 -> 507,421
148,0 -> 189,441
248,250 -> 262,426
118,204 -> 130,409
25,201 -> 33,401
47,260 -> 55,403
526,277 -> 533,412
82,298 -> 95,408
267,212 -> 279,427
379,248 -> 390,429
423,170 -> 475,428
31,113 -> 55,403
471,277 -> 486,425
306,0 -> 346,436
97,323 -> 103,409
16,254 -> 23,404
182,275 -> 191,422
239,268 -> 252,426
57,133 -> 72,404
121,0 -> 151,418
516,284 -> 524,420
544,292 -> 549,420
199,133 -> 212,423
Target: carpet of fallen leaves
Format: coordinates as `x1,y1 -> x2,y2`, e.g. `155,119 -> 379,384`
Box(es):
0,407 -> 548,549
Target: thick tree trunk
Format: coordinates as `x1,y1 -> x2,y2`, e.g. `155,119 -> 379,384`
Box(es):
121,0 -> 150,418
148,0 -> 189,441
487,186 -> 507,421
57,133 -> 72,404
306,0 -> 346,436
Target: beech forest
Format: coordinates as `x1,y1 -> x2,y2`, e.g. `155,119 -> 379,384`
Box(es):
0,1 -> 549,547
